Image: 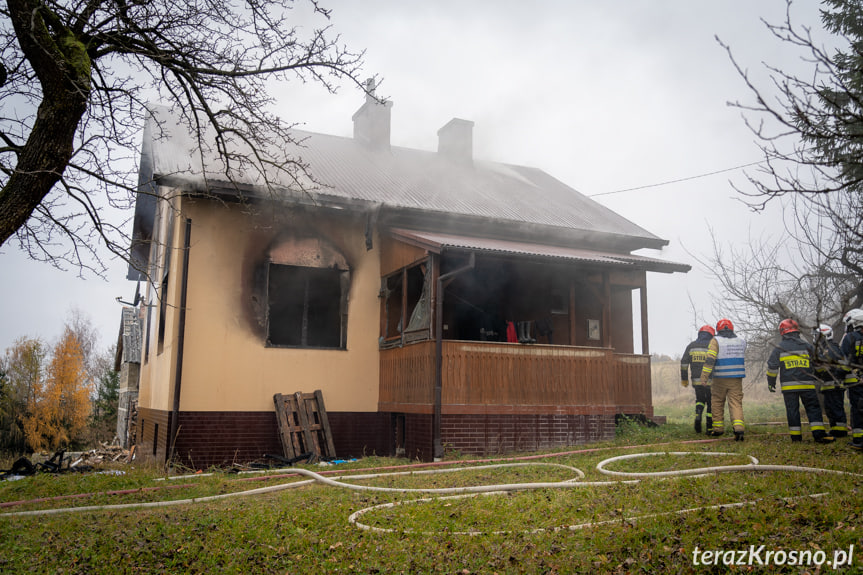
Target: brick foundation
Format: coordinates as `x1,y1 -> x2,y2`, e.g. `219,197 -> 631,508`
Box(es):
133,409 -> 616,468
134,409 -> 391,469
440,413 -> 615,456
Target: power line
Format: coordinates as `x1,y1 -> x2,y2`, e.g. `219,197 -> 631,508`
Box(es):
587,160 -> 765,198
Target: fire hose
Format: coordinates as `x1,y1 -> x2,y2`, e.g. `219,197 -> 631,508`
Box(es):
2,451 -> 861,535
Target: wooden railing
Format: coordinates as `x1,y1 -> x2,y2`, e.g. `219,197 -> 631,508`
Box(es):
379,341 -> 652,416
379,341 -> 435,412
613,353 -> 653,416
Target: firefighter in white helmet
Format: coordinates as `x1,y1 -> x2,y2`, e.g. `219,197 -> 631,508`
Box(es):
840,309 -> 863,451
812,324 -> 848,438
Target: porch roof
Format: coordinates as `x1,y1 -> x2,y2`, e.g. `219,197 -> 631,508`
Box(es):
389,228 -> 691,274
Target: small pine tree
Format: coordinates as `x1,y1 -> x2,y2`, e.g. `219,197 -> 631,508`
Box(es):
89,365 -> 120,443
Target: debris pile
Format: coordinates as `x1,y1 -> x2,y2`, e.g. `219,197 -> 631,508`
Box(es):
1,443 -> 135,481
68,443 -> 136,469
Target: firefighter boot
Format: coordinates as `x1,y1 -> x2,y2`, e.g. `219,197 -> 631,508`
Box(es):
734,431 -> 744,442
813,431 -> 835,444
705,416 -> 713,433
694,416 -> 701,434
791,435 -> 802,443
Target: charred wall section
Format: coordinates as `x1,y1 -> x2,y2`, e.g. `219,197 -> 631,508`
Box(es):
241,209 -> 361,343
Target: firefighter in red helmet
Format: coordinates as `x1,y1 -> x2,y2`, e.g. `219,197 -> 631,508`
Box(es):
767,318 -> 834,443
700,318 -> 746,440
680,325 -> 715,433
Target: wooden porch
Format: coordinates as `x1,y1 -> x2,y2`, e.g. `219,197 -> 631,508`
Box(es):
379,340 -> 652,417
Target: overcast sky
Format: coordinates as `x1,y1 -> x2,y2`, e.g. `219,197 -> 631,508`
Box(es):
0,1 -> 829,357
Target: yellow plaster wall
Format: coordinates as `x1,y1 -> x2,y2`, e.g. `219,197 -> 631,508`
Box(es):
170,199 -> 382,412
137,192 -> 184,412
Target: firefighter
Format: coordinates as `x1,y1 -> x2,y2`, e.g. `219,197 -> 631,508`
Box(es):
767,319 -> 834,443
700,318 -> 746,441
840,308 -> 863,451
812,324 -> 848,438
680,325 -> 715,433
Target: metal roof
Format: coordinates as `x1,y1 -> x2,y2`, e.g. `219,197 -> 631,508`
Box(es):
139,107 -> 671,252
390,229 -> 691,274
288,131 -> 663,247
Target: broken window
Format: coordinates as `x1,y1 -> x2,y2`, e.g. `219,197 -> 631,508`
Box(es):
404,264 -> 430,332
383,273 -> 403,340
381,260 -> 430,345
267,264 -> 348,349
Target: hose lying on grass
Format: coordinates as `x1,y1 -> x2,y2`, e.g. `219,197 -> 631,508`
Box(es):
2,451 -> 860,528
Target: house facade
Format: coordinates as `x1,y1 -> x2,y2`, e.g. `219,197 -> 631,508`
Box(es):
126,91 -> 689,467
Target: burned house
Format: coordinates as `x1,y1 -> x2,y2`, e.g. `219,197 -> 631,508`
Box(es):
126,91 -> 689,467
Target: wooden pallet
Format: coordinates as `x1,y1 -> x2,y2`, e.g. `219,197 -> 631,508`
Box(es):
273,390 -> 336,461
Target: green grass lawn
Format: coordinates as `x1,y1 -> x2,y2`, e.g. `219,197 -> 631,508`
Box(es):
2,421 -> 861,574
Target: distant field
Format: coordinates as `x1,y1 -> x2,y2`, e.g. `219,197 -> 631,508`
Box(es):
652,358 -> 817,425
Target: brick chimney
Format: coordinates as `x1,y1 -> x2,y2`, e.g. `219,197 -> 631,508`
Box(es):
437,118 -> 474,164
352,78 -> 392,150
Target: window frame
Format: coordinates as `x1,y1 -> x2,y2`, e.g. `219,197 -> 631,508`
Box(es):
265,262 -> 349,350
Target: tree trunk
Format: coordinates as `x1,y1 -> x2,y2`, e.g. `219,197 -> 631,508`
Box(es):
0,96 -> 88,246
0,0 -> 90,247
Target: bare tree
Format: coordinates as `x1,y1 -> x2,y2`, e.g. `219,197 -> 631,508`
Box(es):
0,0 -> 369,275
706,0 -> 863,346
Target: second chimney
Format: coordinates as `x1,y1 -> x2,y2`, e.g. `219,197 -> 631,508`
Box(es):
437,118 -> 474,164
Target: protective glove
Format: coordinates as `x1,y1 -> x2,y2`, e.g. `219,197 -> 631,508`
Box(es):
768,381 -> 776,393
681,379 -> 689,388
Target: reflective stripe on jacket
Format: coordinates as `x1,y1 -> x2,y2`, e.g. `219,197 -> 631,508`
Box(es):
767,333 -> 817,392
680,331 -> 713,382
841,330 -> 863,385
814,338 -> 845,391
713,334 -> 746,378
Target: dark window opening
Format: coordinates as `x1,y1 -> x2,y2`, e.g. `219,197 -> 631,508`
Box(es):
152,423 -> 159,456
157,270 -> 168,353
144,305 -> 151,364
393,413 -> 406,458
268,264 -> 347,349
156,215 -> 174,355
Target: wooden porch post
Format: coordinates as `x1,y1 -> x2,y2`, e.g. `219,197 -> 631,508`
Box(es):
640,276 -> 649,355
400,267 -> 408,346
569,279 -> 576,346
433,252 -> 474,460
602,271 -> 611,348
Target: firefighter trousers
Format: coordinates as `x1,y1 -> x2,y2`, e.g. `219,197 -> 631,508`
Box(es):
783,389 -> 827,440
710,377 -> 744,434
693,384 -> 712,420
849,385 -> 863,447
821,388 -> 848,436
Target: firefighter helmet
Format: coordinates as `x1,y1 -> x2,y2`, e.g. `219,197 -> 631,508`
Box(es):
814,324 -> 833,340
779,318 -> 800,335
843,309 -> 863,329
698,324 -> 716,336
716,318 -> 734,332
